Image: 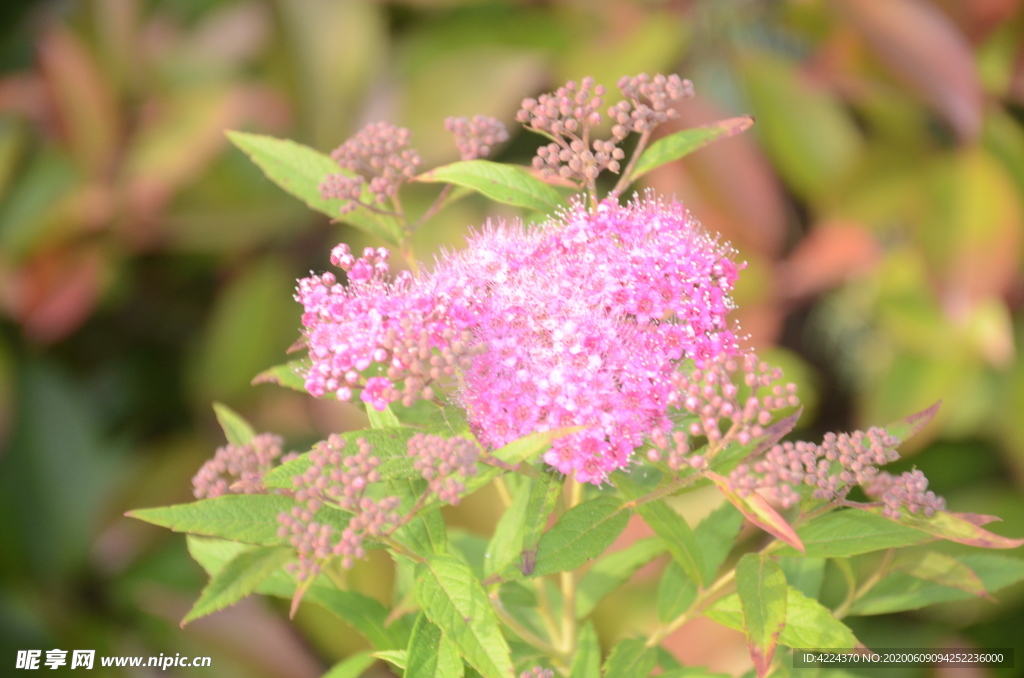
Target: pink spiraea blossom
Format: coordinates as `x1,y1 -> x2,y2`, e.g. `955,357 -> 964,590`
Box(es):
295,192 -> 742,484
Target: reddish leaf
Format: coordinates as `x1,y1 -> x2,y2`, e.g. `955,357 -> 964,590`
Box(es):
883,400 -> 941,443
838,0 -> 982,141
872,508 -> 1024,550
707,471 -> 805,553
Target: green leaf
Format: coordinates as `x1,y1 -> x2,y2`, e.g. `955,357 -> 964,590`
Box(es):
893,550 -> 988,598
876,509 -> 1024,549
523,474 -> 561,545
252,360 -> 310,393
368,403 -> 401,429
630,116 -> 755,182
777,556 -> 826,600
407,614 -> 464,678
735,554 -> 788,678
212,402 -> 256,446
849,552 -> 1024,616
322,651 -> 377,678
426,405 -> 474,439
485,478 -> 534,577
775,510 -> 933,558
186,536 -> 407,649
415,554 -> 514,678
657,560 -> 698,624
576,538 -> 666,618
129,495 -> 350,545
695,503 -> 744,584
182,545 -> 292,626
570,621 -> 601,678
601,638 -> 657,678
415,160 -> 564,213
708,586 -> 860,651
388,477 -> 448,557
226,130 -> 401,242
372,650 -> 407,671
533,496 -> 630,578
883,400 -> 941,444
639,500 -> 704,588
616,474 -> 703,587
655,646 -> 684,672
707,471 -> 804,553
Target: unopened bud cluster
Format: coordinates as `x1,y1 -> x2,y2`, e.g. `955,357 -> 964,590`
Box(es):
192,433 -> 289,499
320,122 -> 421,214
610,73 -> 693,135
668,352 -> 799,446
520,668 -> 554,678
864,469 -> 946,519
517,76 -> 624,182
517,73 -> 693,185
408,434 -> 480,505
277,434 -> 401,576
727,427 -> 945,516
445,115 -> 509,161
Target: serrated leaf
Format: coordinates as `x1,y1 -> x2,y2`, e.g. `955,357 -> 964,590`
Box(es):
707,472 -> 804,553
883,400 -> 941,444
708,586 -> 860,651
617,474 -> 703,588
322,651 -> 377,678
415,554 -> 513,678
388,476 -> 447,557
876,508 -> 1024,549
186,536 -> 407,649
415,160 -> 564,213
212,402 -> 256,446
533,496 -> 630,578
252,360 -> 310,393
695,502 -> 744,584
182,545 -> 292,626
517,472 -> 562,575
655,646 -> 684,672
426,405 -> 475,439
570,621 -> 601,678
849,552 -> 1024,616
630,116 -> 755,181
226,130 -> 401,242
601,638 -> 657,678
658,559 -> 698,624
407,614 -> 464,678
129,495 -> 350,545
735,554 -> 787,678
775,510 -> 933,557
485,478 -> 534,577
576,538 -> 666,618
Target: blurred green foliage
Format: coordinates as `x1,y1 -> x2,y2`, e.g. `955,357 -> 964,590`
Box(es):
1,0 -> 1023,676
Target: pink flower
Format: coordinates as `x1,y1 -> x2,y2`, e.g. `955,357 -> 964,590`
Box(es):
296,192 -> 743,484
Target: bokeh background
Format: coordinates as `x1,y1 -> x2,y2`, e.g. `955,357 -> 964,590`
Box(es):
1,0 -> 1023,676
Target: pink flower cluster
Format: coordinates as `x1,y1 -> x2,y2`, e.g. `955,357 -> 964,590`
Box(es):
296,193 -> 742,484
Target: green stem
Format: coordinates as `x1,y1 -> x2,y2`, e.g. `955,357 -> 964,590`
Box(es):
558,477 -> 583,656
490,590 -> 563,660
612,128 -> 652,194
834,549 -> 894,619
